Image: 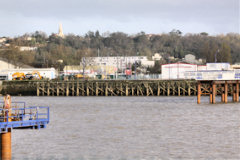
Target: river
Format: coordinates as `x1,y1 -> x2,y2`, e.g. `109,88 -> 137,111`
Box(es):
8,96 -> 240,160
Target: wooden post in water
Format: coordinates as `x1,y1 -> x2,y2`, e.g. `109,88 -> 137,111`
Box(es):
1,95 -> 12,160
146,83 -> 149,96
236,81 -> 239,102
209,85 -> 213,104
126,84 -> 129,96
212,82 -> 216,104
76,82 -> 79,96
167,82 -> 170,96
157,82 -> 160,96
221,84 -> 225,103
81,83 -> 85,96
120,83 -> 123,96
72,82 -> 75,96
56,82 -> 59,96
37,82 -> 39,96
188,83 -> 191,96
47,82 -> 50,96
131,84 -> 134,96
105,83 -> 108,96
178,83 -> 181,96
86,82 -> 89,96
232,84 -> 235,102
197,82 -> 201,104
224,82 -> 228,103
96,82 -> 99,96
66,82 -> 69,96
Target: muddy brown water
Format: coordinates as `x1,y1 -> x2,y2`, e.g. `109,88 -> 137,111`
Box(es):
6,96 -> 240,160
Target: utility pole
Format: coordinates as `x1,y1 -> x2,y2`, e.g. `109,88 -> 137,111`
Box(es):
135,52 -> 139,79
215,49 -> 219,63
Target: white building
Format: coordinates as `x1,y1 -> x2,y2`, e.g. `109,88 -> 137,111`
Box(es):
19,46 -> 38,51
206,63 -> 230,71
0,37 -> 7,43
6,68 -> 56,80
184,63 -> 240,80
85,56 -> 154,70
183,54 -> 205,64
152,53 -> 162,61
161,63 -> 198,79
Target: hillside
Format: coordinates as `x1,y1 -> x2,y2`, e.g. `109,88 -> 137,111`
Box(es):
0,31 -> 239,72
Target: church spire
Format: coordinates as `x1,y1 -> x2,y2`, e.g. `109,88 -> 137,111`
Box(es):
58,23 -> 64,38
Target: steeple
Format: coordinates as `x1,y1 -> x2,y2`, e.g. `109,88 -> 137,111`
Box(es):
58,23 -> 64,38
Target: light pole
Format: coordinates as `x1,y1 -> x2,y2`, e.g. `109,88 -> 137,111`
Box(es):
215,49 -> 219,63
116,54 -> 118,79
135,52 -> 139,79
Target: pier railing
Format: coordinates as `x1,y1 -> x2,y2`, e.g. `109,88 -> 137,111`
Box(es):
0,105 -> 49,132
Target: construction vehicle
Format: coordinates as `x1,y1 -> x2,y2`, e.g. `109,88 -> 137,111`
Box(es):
75,74 -> 89,79
25,71 -> 42,80
12,72 -> 25,80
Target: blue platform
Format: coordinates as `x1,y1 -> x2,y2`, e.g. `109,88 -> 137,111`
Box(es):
0,102 -> 49,133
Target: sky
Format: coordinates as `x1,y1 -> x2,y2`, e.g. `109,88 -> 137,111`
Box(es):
0,0 -> 239,37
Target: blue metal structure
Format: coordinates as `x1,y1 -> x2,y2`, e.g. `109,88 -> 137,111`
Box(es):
0,102 -> 49,133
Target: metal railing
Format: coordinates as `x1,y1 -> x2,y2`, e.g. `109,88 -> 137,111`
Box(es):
0,105 -> 49,132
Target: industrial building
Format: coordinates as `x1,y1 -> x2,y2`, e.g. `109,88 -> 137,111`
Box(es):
5,68 -> 57,80
85,56 -> 155,70
162,62 -> 240,80
161,63 -> 199,79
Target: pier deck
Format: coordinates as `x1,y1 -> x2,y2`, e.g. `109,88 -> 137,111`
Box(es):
37,80 -> 198,96
197,80 -> 239,104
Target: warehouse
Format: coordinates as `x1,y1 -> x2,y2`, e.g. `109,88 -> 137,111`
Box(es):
4,68 -> 57,80
161,63 -> 198,79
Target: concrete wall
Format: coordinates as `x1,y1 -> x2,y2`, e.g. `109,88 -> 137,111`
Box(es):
0,60 -> 19,70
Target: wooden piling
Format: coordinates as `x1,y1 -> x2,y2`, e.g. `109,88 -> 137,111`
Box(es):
221,85 -> 225,103
1,129 -> 11,160
212,83 -> 216,104
167,82 -> 170,96
42,83 -> 45,96
96,82 -> 99,96
157,82 -> 160,96
232,84 -> 235,102
187,83 -> 191,96
1,95 -> 12,160
56,82 -> 59,96
224,82 -> 228,103
197,82 -> 201,104
105,83 -> 108,96
126,84 -> 129,96
178,83 -> 181,96
146,83 -> 149,96
66,82 -> 69,96
86,82 -> 89,96
37,82 -> 39,96
210,86 -> 213,104
76,82 -> 79,96
236,81 -> 239,102
47,82 -> 50,96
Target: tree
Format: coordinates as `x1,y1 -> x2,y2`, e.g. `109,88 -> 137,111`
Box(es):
218,42 -> 232,63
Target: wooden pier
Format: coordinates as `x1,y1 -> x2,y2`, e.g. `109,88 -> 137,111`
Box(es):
36,80 -> 198,96
197,80 -> 240,104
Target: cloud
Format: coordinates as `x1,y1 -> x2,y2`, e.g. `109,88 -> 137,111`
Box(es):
0,0 -> 238,36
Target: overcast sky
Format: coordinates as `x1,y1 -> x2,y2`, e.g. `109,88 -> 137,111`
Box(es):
0,0 -> 239,37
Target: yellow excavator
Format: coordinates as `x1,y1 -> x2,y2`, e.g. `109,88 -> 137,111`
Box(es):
12,72 -> 25,80
25,71 -> 42,80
